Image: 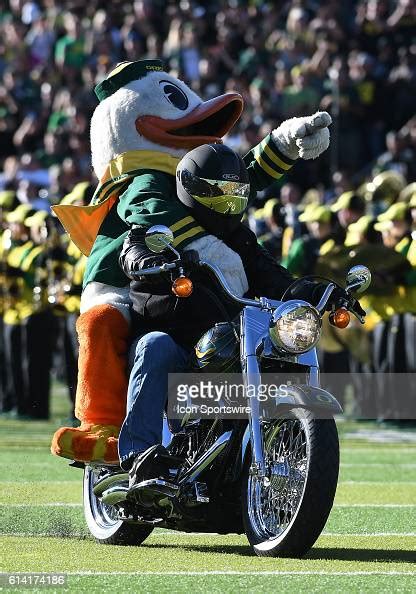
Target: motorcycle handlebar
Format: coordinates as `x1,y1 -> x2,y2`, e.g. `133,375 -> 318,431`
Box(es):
198,260 -> 259,308
130,261 -> 178,277
130,258 -> 366,322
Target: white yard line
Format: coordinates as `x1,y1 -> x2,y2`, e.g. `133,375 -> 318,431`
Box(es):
2,502 -> 416,509
340,463 -> 416,468
0,481 -> 77,484
339,481 -> 416,485
334,503 -> 416,508
1,570 -> 413,577
0,503 -> 82,507
1,480 -> 415,485
322,532 -> 416,537
341,448 -> 416,453
1,531 -> 416,538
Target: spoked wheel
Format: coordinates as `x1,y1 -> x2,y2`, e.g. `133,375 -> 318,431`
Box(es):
83,466 -> 153,545
242,409 -> 339,557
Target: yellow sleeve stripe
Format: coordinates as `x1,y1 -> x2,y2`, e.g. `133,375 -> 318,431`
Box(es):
174,226 -> 205,247
254,153 -> 283,179
262,142 -> 292,171
170,216 -> 195,233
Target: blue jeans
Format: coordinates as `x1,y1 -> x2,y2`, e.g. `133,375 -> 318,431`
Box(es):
118,331 -> 189,469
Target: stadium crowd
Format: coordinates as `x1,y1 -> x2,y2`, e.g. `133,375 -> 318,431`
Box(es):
0,0 -> 415,422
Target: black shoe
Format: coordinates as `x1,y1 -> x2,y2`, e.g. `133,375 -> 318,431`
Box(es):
128,444 -> 172,488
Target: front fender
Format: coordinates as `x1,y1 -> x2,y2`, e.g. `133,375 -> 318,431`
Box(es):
240,385 -> 342,466
279,385 -> 343,415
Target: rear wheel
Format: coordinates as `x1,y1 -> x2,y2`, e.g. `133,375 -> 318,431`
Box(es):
83,466 -> 153,545
242,409 -> 339,557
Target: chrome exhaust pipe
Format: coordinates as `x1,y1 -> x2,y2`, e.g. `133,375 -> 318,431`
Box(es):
93,472 -> 128,496
101,485 -> 129,505
179,431 -> 232,484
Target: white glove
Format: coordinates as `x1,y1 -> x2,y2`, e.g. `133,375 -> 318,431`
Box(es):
271,111 -> 332,161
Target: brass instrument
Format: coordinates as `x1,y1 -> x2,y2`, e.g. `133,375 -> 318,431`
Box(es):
0,228 -> 23,313
32,224 -> 72,312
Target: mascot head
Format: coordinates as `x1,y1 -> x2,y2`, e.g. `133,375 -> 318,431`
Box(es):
90,59 -> 243,179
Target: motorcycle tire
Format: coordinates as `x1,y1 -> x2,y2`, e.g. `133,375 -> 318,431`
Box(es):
83,466 -> 153,545
242,408 -> 339,557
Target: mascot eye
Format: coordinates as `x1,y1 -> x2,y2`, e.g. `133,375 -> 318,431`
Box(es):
159,80 -> 189,110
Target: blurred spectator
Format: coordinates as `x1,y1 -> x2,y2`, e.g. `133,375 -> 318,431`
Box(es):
54,13 -> 86,71
374,130 -> 416,180
25,16 -> 55,67
0,0 -> 413,207
281,65 -> 321,119
0,0 -> 415,423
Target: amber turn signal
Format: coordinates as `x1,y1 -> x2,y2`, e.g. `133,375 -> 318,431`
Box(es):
172,276 -> 193,298
329,308 -> 350,329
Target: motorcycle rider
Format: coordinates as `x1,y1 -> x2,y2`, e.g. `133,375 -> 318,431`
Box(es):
118,144 -> 365,488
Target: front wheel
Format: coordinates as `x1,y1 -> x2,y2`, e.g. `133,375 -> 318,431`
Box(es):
242,409 -> 339,557
83,466 -> 153,545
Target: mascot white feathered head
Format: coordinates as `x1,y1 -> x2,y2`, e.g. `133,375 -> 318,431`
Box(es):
90,59 -> 243,179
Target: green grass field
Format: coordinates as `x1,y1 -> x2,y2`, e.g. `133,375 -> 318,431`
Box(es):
0,387 -> 415,593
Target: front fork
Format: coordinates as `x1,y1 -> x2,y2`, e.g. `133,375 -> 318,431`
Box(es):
240,307 -> 319,485
244,354 -> 269,483
240,307 -> 269,483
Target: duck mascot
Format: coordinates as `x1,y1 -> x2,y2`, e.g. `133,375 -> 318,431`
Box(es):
50,59 -> 331,463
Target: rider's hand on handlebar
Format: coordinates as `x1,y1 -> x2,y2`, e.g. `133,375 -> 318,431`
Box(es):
327,287 -> 366,319
181,249 -> 200,270
132,254 -> 171,283
348,297 -> 366,320
181,250 -> 199,271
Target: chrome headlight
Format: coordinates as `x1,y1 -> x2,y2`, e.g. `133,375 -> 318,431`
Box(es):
269,302 -> 321,354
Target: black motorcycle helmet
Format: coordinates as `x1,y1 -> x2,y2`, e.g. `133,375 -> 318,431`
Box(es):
176,143 -> 251,238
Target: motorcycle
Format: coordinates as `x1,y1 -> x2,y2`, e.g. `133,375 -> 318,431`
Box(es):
78,225 -> 371,557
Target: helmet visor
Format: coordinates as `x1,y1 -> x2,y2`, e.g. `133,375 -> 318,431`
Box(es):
180,169 -> 250,214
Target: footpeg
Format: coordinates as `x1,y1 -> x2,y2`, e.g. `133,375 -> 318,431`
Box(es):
117,507 -> 164,524
195,482 -> 209,503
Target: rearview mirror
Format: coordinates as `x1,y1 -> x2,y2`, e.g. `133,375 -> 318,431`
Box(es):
145,225 -> 174,253
346,265 -> 371,294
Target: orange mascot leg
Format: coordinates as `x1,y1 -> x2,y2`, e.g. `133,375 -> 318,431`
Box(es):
51,304 -> 129,463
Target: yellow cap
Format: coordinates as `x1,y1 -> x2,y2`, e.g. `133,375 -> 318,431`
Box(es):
5,204 -> 33,224
263,198 -> 279,219
25,210 -> 49,227
345,215 -> 373,246
365,171 -> 406,203
0,190 -> 16,209
60,181 -> 92,206
299,205 -> 331,224
374,201 -> 409,231
300,188 -> 320,209
253,208 -> 265,219
409,193 -> 416,209
399,182 -> 416,204
331,191 -> 365,212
